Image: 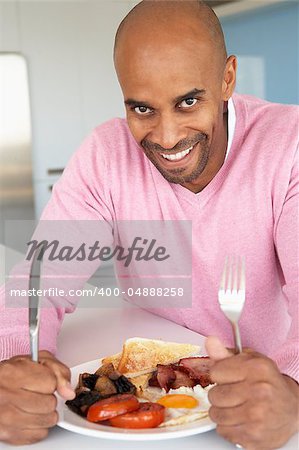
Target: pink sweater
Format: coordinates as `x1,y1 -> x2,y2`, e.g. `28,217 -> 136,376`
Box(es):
1,94 -> 298,381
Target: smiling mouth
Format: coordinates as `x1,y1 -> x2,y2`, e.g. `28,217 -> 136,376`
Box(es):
159,145 -> 194,162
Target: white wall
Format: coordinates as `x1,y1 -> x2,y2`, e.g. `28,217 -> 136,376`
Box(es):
0,0 -> 138,217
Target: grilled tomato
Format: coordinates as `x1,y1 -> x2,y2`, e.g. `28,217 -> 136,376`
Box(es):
87,394 -> 139,422
109,402 -> 165,429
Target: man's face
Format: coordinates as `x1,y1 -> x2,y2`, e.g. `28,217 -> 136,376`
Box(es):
115,29 -> 231,190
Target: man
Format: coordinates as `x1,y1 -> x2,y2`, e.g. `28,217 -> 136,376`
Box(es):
0,0 -> 298,447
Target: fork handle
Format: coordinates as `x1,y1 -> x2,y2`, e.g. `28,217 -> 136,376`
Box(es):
231,322 -> 242,354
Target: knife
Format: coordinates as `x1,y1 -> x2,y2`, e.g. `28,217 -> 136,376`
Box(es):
29,247 -> 44,362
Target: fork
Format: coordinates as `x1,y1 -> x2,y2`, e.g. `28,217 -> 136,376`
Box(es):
218,256 -> 246,354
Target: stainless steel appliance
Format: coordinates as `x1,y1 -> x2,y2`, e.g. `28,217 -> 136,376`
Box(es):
0,53 -> 35,246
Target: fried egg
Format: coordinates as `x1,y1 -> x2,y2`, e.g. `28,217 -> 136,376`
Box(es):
140,385 -> 212,427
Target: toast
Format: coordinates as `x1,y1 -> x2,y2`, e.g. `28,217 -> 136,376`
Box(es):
102,352 -> 122,368
117,337 -> 200,378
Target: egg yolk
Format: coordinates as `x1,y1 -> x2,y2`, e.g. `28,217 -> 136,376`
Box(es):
156,394 -> 199,409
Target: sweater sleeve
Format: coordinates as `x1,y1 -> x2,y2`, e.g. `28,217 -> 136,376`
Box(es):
272,144 -> 299,382
0,130 -> 114,360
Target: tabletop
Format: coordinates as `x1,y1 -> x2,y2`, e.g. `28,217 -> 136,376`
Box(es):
0,302 -> 298,450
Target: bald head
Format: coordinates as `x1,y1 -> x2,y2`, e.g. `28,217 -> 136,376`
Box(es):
113,0 -> 237,192
114,0 -> 227,67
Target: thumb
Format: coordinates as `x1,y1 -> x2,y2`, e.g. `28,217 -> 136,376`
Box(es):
56,377 -> 76,400
39,351 -> 75,400
205,336 -> 232,361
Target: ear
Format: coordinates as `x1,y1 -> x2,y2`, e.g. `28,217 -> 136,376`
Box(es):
222,55 -> 237,101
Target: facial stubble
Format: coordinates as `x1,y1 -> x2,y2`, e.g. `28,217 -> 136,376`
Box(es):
141,133 -> 210,185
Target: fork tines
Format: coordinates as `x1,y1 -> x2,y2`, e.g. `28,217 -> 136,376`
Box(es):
219,255 -> 245,304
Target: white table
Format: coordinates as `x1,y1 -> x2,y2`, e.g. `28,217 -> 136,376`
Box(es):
1,304 -> 298,450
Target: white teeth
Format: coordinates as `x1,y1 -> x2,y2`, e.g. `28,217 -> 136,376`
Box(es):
160,146 -> 193,161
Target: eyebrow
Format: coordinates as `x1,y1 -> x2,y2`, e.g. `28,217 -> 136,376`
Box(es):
174,88 -> 206,104
124,98 -> 152,108
124,88 -> 206,108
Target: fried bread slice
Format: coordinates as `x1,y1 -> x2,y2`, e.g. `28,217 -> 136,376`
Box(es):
117,337 -> 200,378
102,352 -> 122,368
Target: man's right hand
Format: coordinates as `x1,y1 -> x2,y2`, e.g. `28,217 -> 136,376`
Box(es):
0,350 -> 75,445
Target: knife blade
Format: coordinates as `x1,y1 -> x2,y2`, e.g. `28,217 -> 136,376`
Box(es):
29,247 -> 43,362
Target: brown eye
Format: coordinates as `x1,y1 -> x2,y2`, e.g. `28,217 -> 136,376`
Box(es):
179,98 -> 198,108
134,106 -> 151,114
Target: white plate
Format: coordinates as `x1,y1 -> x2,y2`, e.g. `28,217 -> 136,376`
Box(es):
57,359 -> 216,441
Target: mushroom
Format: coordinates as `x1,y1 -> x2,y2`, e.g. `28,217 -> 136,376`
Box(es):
94,375 -> 117,397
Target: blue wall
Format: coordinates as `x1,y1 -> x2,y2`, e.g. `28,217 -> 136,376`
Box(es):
220,1 -> 299,105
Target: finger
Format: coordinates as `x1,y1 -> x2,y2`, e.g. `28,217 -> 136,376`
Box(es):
210,350 -> 257,384
0,404 -> 58,430
209,403 -> 248,426
210,352 -> 275,385
39,356 -> 75,400
208,381 -> 249,407
1,359 -> 57,394
242,347 -> 255,354
205,336 -> 232,361
216,423 -> 269,450
7,354 -> 29,362
0,427 -> 49,446
7,389 -> 57,414
216,424 -> 248,448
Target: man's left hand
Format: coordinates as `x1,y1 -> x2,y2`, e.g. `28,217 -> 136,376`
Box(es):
206,336 -> 299,450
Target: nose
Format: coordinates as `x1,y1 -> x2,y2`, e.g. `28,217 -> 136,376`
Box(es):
150,114 -> 186,150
